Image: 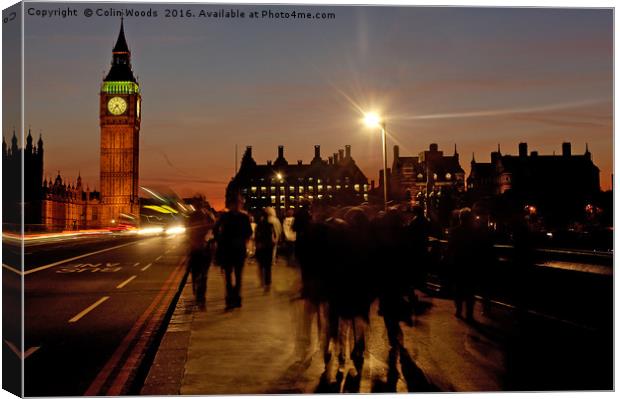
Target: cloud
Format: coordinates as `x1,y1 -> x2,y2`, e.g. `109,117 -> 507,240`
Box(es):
398,99 -> 609,121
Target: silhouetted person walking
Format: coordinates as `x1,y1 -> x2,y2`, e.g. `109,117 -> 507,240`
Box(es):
406,205 -> 431,305
187,197 -> 216,311
214,191 -> 252,310
374,209 -> 410,353
255,209 -> 276,292
447,208 -> 481,322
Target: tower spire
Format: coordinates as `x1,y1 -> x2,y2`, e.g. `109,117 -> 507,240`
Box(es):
113,18 -> 129,54
104,19 -> 136,83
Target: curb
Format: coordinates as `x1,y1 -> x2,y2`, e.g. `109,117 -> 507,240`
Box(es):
140,272 -> 195,395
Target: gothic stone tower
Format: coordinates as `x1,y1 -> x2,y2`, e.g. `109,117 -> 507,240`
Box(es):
100,20 -> 141,225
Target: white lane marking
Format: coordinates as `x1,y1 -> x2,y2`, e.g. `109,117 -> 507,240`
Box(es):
69,296 -> 110,323
155,255 -> 163,261
141,263 -> 152,272
116,275 -> 138,289
3,340 -> 40,360
2,264 -> 23,275
24,242 -> 137,275
133,262 -> 140,267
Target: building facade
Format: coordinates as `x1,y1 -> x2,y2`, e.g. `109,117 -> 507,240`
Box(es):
467,142 -> 601,225
99,19 -> 142,225
389,143 -> 466,202
228,145 -> 370,215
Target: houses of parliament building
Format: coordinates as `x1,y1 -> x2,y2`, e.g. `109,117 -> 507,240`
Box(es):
3,20 -> 141,231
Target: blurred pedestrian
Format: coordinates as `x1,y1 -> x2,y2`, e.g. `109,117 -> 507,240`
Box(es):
341,207 -> 374,375
214,191 -> 253,310
447,208 -> 481,322
406,205 -> 431,306
255,209 -> 276,292
265,207 -> 282,263
282,209 -> 297,264
374,209 -> 410,354
187,197 -> 216,311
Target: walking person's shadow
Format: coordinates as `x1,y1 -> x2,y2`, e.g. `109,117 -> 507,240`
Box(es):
371,347 -> 439,392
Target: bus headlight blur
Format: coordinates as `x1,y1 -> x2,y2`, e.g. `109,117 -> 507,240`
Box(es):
138,226 -> 164,235
165,226 -> 186,235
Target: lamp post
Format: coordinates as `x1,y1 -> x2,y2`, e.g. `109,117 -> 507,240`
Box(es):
364,113 -> 389,211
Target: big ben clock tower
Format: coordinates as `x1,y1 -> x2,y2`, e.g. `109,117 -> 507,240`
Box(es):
100,19 -> 141,226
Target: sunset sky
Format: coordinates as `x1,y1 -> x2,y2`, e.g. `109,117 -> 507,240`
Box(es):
13,4 -> 613,209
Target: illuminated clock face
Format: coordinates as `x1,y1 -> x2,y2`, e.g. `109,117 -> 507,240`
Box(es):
107,97 -> 127,115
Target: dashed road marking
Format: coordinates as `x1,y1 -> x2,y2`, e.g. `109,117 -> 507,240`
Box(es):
155,255 -> 163,261
116,275 -> 138,289
141,263 -> 152,272
69,296 -> 110,323
133,262 -> 140,267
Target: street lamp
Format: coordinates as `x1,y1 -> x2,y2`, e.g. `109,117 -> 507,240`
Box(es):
363,113 -> 389,211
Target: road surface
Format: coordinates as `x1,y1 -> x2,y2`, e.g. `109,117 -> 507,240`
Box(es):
4,232 -> 190,396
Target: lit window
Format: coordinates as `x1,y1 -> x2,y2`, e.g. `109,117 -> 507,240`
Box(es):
299,187 -> 304,194
270,195 -> 276,203
433,173 -> 437,180
309,186 -> 314,192
445,173 -> 452,180
271,186 -> 276,193
260,186 -> 267,193
318,185 -> 323,192
363,184 -> 369,192
289,196 -> 295,201
279,186 -> 285,193
336,185 -> 341,190
289,186 -> 295,191
317,179 -> 322,184
308,195 -> 314,200
251,186 -> 257,193
354,184 -> 360,192
417,173 -> 423,179
280,196 -> 285,202
318,194 -> 323,199
327,185 -> 333,191
299,195 -> 305,201
364,194 -> 369,201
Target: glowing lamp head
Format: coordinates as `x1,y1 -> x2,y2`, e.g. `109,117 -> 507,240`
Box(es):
363,113 -> 382,128
276,173 -> 283,180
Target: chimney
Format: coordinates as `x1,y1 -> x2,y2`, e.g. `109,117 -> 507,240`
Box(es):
345,145 -> 351,159
328,156 -> 333,165
267,160 -> 272,166
297,160 -> 303,165
562,142 -> 571,157
278,145 -> 284,159
333,152 -> 339,163
314,145 -> 320,159
338,149 -> 344,161
393,145 -> 400,160
246,146 -> 252,158
430,143 -> 438,152
531,151 -> 538,157
519,143 -> 528,157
